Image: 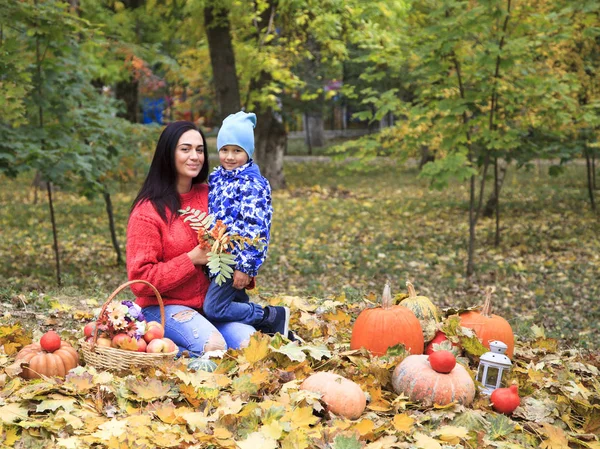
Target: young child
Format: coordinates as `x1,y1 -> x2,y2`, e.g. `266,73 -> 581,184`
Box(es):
202,111 -> 290,337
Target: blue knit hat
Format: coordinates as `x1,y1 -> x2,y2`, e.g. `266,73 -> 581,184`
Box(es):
217,111 -> 257,159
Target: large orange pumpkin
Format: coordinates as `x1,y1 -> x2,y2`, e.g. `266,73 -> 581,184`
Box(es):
350,283 -> 424,356
392,355 -> 475,406
459,289 -> 514,358
300,372 -> 366,420
15,341 -> 80,379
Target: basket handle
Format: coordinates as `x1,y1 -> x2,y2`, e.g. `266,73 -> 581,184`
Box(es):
90,280 -> 166,348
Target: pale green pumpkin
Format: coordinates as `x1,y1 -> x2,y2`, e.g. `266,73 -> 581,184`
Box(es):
400,281 -> 440,342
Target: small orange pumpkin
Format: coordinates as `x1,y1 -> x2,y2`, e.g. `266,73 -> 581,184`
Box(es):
350,283 -> 424,356
459,289 -> 514,358
300,372 -> 366,420
392,355 -> 475,406
15,341 -> 80,379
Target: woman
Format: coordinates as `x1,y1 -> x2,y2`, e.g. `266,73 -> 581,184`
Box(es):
126,121 -> 255,356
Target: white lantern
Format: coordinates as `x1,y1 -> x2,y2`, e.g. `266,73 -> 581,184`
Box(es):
476,340 -> 512,395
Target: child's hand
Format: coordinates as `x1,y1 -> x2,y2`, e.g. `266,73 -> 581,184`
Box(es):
233,270 -> 251,289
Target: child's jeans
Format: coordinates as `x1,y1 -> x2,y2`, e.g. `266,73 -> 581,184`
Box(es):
202,277 -> 265,325
142,304 -> 255,357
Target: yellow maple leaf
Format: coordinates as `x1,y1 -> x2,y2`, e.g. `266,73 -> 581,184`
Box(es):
283,406 -> 320,429
0,403 -> 28,424
413,432 -> 442,449
365,435 -> 398,449
435,425 -> 469,445
243,333 -> 271,363
1,425 -> 19,446
237,431 -> 278,449
323,309 -> 351,325
352,418 -> 375,436
392,413 -> 414,433
261,420 -> 284,440
539,423 -> 570,449
281,428 -> 310,449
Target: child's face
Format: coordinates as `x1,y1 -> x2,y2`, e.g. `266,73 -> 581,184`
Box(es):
219,145 -> 249,171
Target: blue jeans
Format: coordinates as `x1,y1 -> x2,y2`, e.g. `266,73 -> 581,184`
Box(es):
142,304 -> 256,357
202,278 -> 265,325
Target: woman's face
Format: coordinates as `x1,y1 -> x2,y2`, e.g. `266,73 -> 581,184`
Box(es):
175,130 -> 205,186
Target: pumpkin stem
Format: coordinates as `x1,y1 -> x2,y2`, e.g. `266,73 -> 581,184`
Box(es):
406,280 -> 417,298
382,282 -> 393,309
482,287 -> 494,316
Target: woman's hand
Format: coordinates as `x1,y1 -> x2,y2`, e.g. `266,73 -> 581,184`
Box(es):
187,246 -> 209,266
233,270 -> 251,289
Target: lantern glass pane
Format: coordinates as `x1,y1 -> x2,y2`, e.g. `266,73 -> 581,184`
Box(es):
485,367 -> 499,387
477,364 -> 485,382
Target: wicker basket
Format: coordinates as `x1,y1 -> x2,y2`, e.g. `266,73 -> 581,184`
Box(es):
81,280 -> 178,372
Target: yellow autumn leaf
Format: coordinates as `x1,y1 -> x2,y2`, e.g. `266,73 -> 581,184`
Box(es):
539,423 -> 570,449
243,333 -> 271,363
236,431 -> 278,449
0,403 -> 28,424
1,425 -> 19,446
261,420 -> 284,440
352,418 -> 374,436
366,435 -> 398,449
283,406 -> 320,429
435,425 -> 469,444
218,395 -> 245,416
323,309 -> 351,325
181,412 -> 212,432
392,413 -> 414,433
413,432 -> 442,449
281,428 -> 310,449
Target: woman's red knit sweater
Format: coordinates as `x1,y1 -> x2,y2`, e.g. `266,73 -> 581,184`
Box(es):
126,184 -> 210,309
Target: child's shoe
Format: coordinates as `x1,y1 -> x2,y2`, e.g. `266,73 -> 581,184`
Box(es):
257,305 -> 290,336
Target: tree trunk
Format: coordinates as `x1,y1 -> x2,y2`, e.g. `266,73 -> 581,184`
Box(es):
115,79 -> 139,123
304,112 -> 313,155
483,159 -> 508,218
47,182 -> 62,286
304,111 -> 324,149
204,2 -> 241,123
419,146 -> 435,170
255,106 -> 286,189
585,148 -> 596,212
104,190 -> 123,264
494,157 -> 501,246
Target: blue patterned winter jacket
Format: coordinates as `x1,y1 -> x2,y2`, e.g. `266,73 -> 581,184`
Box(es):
208,161 -> 273,277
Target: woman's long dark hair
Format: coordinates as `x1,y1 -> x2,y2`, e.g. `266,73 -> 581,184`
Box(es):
131,121 -> 209,222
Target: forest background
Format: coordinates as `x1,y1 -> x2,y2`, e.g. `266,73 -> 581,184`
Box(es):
1,0 -> 599,346
1,1 -> 600,448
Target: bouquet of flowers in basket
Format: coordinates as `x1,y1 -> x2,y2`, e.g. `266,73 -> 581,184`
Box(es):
95,300 -> 147,341
179,206 -> 264,285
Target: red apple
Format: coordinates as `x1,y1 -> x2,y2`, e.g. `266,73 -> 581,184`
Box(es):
146,338 -> 173,353
143,321 -> 165,343
40,331 -> 61,352
83,322 -> 97,338
161,337 -> 178,353
111,333 -> 139,351
136,338 -> 147,353
96,337 -> 112,347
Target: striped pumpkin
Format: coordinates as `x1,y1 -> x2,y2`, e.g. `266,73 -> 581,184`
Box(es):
400,281 -> 440,342
392,355 -> 475,407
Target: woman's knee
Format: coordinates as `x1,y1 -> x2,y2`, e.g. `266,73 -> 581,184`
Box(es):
204,331 -> 226,352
